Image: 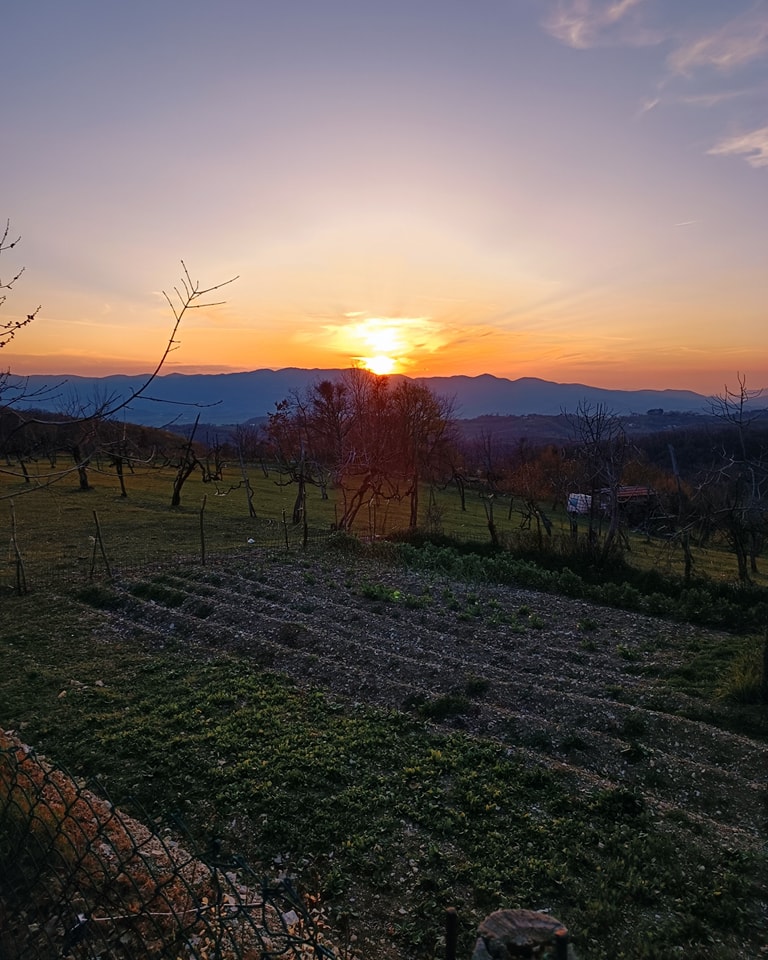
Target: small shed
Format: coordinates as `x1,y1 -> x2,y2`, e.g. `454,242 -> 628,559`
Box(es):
567,493 -> 592,515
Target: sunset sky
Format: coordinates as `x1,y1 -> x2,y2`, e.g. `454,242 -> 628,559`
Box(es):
3,1 -> 767,393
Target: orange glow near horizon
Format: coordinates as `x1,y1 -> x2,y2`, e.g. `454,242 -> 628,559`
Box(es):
324,314 -> 443,377
5,297 -> 768,396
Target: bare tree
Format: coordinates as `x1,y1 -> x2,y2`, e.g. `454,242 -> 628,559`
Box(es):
0,220 -> 48,416
699,375 -> 768,581
266,394 -> 331,536
170,415 -> 202,508
0,235 -> 237,500
267,370 -> 455,536
475,429 -> 504,494
567,401 -> 629,561
391,379 -> 456,530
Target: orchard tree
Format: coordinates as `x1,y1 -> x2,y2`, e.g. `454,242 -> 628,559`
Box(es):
266,396 -> 324,530
268,368 -> 456,535
505,438 -> 554,546
391,379 -> 456,529
170,415 -> 203,508
698,375 -> 768,581
567,401 -> 629,560
0,220 -> 40,354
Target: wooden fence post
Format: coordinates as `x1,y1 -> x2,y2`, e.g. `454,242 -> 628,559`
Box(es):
90,511 -> 112,580
9,500 -> 27,595
200,495 -> 207,566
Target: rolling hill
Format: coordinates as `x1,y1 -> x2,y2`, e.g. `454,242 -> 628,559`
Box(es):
6,368 -> 719,427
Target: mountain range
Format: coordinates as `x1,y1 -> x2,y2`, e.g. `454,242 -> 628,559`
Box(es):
8,368 -> 727,427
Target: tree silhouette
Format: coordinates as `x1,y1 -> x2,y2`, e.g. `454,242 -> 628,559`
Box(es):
0,221 -> 237,500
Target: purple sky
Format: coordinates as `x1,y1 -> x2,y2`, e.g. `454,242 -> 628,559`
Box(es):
3,0 -> 767,392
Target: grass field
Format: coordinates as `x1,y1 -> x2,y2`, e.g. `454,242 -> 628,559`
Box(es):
2,459 -> 767,958
1,457 -> 758,593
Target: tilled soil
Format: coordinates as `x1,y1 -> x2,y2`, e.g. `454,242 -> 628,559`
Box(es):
95,548 -> 768,958
104,549 -> 767,853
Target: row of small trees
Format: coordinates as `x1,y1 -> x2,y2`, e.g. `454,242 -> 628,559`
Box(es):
262,371 -> 768,582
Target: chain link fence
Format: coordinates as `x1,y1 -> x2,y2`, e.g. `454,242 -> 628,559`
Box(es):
0,731 -> 345,960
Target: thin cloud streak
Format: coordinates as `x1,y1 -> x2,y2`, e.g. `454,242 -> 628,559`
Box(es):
636,95 -> 660,116
677,89 -> 752,108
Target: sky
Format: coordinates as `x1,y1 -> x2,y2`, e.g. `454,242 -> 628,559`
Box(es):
2,0 -> 767,394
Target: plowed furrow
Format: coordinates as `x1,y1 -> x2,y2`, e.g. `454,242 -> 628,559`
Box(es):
104,555 -> 767,849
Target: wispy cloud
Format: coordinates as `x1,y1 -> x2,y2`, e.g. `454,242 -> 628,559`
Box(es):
637,84 -> 758,122
708,125 -> 768,167
544,0 -> 656,49
668,8 -> 768,75
636,95 -> 660,116
677,89 -> 752,108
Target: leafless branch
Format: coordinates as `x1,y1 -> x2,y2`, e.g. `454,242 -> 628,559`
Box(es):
17,263 -> 237,427
0,219 -> 41,348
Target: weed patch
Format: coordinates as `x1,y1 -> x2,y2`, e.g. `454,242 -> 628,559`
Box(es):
416,692 -> 473,721
129,580 -> 187,608
74,584 -> 126,611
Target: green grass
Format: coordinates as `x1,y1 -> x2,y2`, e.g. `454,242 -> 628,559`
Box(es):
2,457 -> 765,594
1,460 -> 336,590
1,584 -> 766,960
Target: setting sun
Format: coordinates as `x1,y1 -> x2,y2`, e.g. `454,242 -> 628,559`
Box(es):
355,319 -> 404,374
322,314 -> 448,376
360,354 -> 397,375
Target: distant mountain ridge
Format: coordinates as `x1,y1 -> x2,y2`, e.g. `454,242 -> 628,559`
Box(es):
8,368 -> 718,426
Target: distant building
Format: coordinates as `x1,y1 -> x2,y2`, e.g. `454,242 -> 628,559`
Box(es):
569,487 -> 655,516
567,493 -> 592,515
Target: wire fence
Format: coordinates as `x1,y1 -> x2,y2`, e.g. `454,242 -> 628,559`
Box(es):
0,731 -> 346,960
2,518 -> 336,595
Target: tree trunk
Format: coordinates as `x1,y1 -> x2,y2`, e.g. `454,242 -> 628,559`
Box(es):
171,416 -> 200,508
681,531 -> 693,585
292,473 -> 306,525
72,445 -> 91,490
237,446 -> 257,518
171,459 -> 198,507
729,514 -> 751,583
454,473 -> 466,512
483,496 -> 499,549
114,456 -> 128,498
409,472 -> 419,529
